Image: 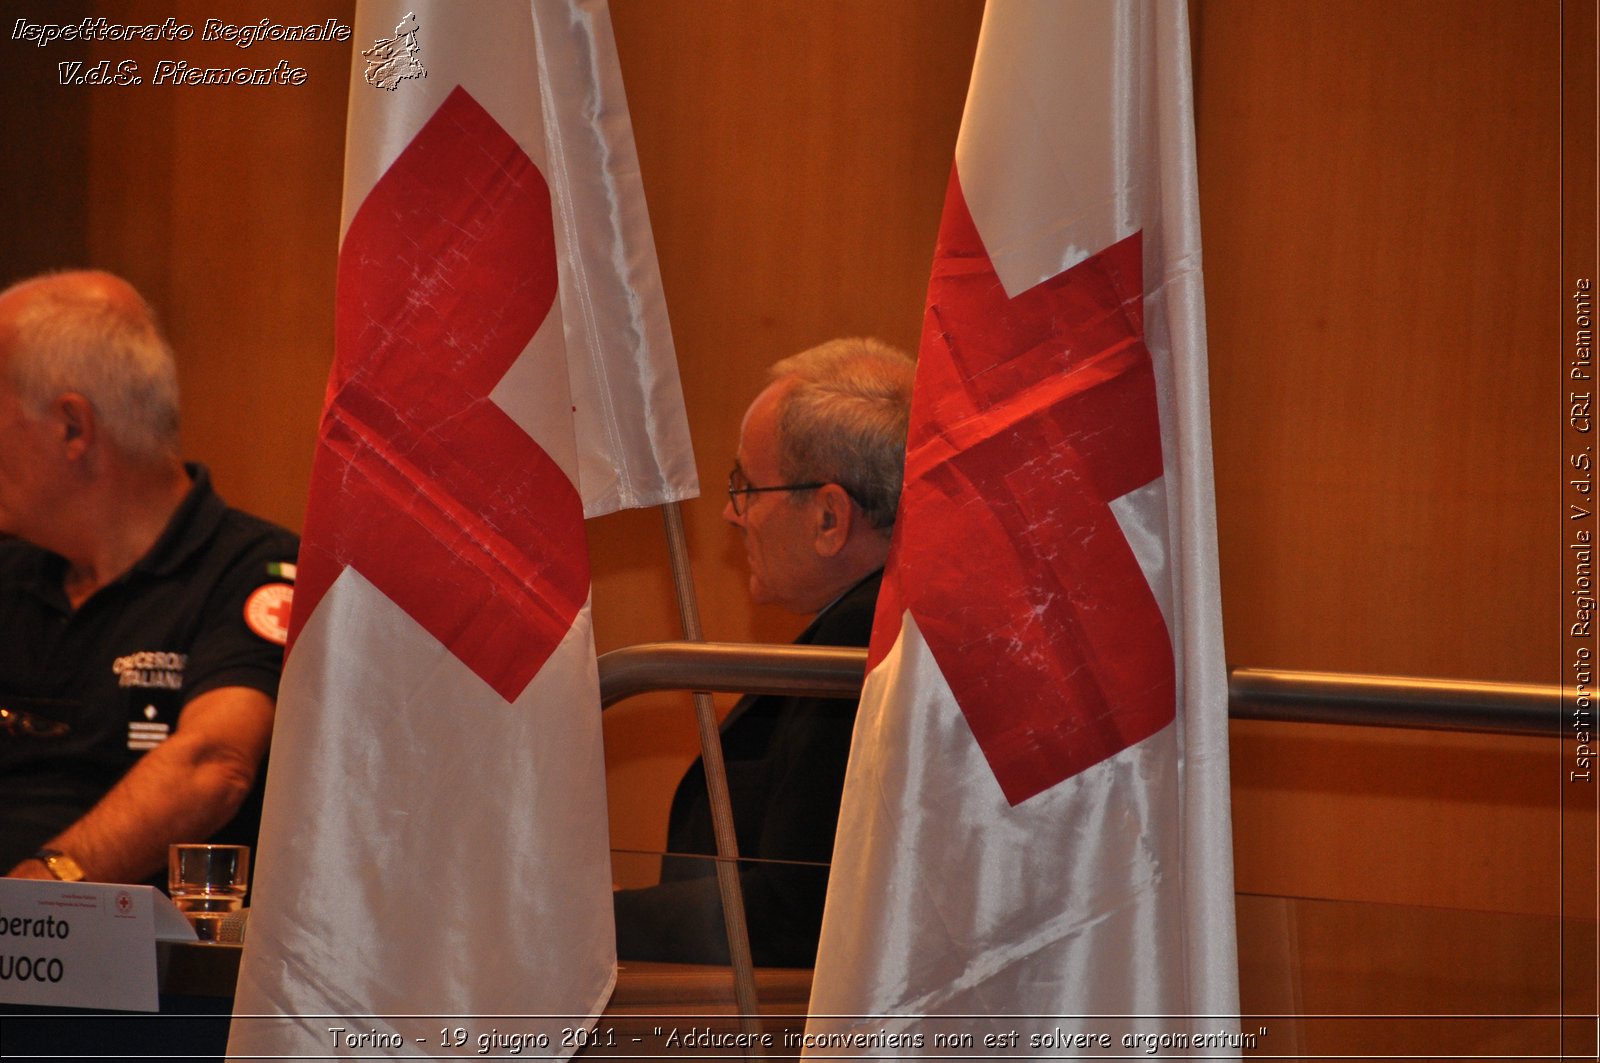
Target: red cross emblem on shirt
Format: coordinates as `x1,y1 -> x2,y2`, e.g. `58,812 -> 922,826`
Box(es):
245,584 -> 296,647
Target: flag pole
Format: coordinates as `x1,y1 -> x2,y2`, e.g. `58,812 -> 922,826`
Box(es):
660,500 -> 766,1046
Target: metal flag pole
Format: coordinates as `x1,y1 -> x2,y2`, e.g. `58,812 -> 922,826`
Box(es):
659,500 -> 766,1049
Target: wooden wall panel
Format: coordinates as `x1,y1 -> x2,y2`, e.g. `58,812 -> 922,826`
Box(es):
0,1 -> 93,277
1195,0 -> 1559,683
1194,0 -> 1568,917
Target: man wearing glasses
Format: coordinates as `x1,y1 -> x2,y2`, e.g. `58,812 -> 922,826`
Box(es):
615,336 -> 915,967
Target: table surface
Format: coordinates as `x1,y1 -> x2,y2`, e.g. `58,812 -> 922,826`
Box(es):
158,940 -> 814,1011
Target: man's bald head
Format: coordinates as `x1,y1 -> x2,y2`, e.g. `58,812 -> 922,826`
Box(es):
0,271 -> 180,462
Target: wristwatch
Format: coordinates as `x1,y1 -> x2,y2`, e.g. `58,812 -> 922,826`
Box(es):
33,848 -> 85,882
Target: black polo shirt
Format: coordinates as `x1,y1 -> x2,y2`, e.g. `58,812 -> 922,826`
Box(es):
0,465 -> 299,871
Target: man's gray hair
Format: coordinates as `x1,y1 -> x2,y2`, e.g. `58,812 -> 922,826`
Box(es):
5,277 -> 180,460
769,337 -> 916,530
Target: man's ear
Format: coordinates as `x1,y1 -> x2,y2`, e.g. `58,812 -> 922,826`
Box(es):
54,393 -> 96,460
813,484 -> 855,558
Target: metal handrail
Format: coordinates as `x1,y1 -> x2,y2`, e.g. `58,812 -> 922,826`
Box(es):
600,642 -> 866,706
597,642 -> 1566,737
1227,668 -> 1561,736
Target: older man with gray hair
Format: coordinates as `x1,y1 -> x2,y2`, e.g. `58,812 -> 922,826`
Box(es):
615,336 -> 915,967
0,270 -> 298,884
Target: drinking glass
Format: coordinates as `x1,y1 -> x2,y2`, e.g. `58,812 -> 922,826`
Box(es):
167,843 -> 249,942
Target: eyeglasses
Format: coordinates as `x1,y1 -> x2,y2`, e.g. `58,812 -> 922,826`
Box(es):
0,705 -> 71,739
726,465 -> 828,517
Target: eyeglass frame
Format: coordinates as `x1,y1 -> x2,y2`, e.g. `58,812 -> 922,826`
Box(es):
726,463 -> 870,518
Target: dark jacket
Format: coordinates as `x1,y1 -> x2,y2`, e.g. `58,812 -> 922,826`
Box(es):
613,570 -> 881,966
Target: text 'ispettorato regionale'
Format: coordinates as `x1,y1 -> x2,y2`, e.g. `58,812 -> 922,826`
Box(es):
12,17 -> 353,88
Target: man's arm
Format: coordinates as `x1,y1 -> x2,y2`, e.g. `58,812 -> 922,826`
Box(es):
6,686 -> 274,882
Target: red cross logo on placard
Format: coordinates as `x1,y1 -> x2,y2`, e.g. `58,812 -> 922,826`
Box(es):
871,171 -> 1176,806
290,87 -> 588,702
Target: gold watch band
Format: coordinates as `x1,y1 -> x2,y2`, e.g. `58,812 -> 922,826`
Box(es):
33,849 -> 86,882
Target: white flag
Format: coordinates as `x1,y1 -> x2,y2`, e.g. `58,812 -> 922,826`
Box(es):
806,0 -> 1240,1054
229,2 -> 695,1057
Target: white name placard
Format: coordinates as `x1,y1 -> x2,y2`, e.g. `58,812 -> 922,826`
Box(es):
0,879 -> 195,1012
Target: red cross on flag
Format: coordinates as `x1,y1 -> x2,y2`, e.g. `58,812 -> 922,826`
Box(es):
228,1 -> 695,1055
806,0 -> 1239,1049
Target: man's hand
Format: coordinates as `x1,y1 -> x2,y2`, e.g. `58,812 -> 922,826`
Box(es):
8,858 -> 54,880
